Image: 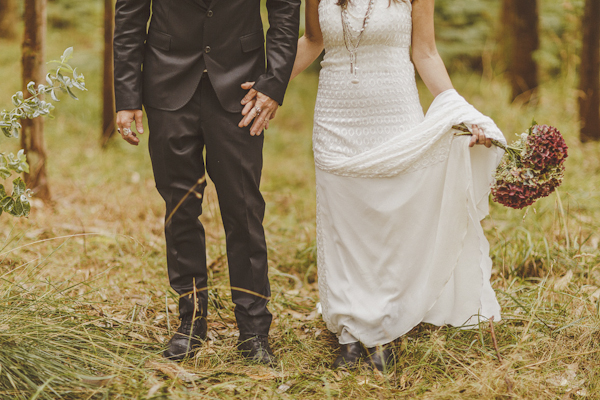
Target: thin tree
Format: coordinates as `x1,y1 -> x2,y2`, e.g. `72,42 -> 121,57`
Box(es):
21,0 -> 50,201
0,0 -> 17,39
101,0 -> 116,147
502,0 -> 540,103
579,0 -> 600,142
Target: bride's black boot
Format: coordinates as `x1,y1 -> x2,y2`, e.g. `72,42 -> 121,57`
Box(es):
365,344 -> 395,372
332,342 -> 364,369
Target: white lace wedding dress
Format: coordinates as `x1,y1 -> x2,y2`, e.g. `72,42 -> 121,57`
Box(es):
313,0 -> 506,347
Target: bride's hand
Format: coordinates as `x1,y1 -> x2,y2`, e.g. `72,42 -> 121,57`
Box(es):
469,124 -> 492,148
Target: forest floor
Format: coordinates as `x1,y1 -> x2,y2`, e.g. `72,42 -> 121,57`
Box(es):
2,5 -> 600,399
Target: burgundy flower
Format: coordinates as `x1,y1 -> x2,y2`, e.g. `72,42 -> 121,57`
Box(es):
487,123 -> 567,209
523,125 -> 568,171
492,180 -> 542,209
455,122 -> 566,209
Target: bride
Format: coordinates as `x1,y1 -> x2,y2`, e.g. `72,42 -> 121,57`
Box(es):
286,0 -> 507,371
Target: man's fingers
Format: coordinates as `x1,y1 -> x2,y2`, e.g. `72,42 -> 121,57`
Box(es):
239,106 -> 259,128
250,109 -> 271,136
241,99 -> 256,116
124,135 -> 140,146
134,111 -> 144,134
241,81 -> 255,90
241,88 -> 258,105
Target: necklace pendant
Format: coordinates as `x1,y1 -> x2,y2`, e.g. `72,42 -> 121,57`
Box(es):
350,53 -> 359,84
351,66 -> 359,84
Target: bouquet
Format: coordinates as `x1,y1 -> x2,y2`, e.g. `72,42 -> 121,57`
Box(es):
454,122 -> 568,209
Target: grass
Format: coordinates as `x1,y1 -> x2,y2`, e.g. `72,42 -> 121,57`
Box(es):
1,2 -> 600,399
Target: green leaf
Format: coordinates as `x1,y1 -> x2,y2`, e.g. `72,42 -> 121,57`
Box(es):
65,86 -> 79,100
61,47 -> 74,63
16,150 -> 29,174
0,168 -> 11,180
12,178 -> 26,197
56,72 -> 66,86
10,198 -> 23,217
26,81 -> 36,95
19,196 -> 31,217
72,80 -> 86,92
1,196 -> 14,213
50,89 -> 60,102
0,184 -> 7,198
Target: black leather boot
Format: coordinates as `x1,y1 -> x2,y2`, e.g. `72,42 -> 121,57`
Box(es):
365,344 -> 395,372
163,315 -> 207,361
237,334 -> 278,367
332,342 -> 365,369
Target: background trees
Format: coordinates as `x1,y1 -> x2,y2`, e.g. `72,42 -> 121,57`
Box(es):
0,0 -> 17,39
579,0 -> 600,142
2,0 -> 599,207
102,0 -> 116,147
21,0 -> 50,201
501,0 -> 540,103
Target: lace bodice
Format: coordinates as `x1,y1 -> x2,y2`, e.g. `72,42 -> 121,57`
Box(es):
314,0 -> 425,161
320,0 -> 413,63
312,0 -> 506,178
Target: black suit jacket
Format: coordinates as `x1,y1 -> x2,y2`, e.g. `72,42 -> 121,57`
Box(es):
113,0 -> 301,113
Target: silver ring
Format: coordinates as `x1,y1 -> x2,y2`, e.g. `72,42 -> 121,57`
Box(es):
254,107 -> 262,114
122,128 -> 132,136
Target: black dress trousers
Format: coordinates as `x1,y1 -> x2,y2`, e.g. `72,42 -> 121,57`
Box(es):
146,73 -> 272,336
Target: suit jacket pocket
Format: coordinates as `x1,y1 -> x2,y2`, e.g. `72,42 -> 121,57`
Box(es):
146,29 -> 172,51
240,31 -> 264,53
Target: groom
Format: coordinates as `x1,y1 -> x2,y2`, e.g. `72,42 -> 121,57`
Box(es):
113,0 -> 300,365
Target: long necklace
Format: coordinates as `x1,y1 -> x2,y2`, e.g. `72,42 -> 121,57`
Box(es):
341,0 -> 376,84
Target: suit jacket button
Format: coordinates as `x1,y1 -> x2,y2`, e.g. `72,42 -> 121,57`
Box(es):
207,10 -> 213,17
205,46 -> 211,54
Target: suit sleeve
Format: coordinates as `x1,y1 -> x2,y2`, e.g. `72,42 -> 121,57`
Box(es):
252,0 -> 301,106
113,0 -> 151,112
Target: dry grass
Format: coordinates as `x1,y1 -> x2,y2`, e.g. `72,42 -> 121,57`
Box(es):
1,3 -> 600,399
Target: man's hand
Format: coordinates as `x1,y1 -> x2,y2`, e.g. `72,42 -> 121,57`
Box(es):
469,124 -> 492,148
116,109 -> 144,146
238,82 -> 278,136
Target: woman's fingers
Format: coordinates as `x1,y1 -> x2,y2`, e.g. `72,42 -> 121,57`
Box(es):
469,134 -> 477,147
468,124 -> 490,147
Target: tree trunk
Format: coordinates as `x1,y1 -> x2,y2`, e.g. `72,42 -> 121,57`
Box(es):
101,0 -> 116,147
579,0 -> 600,142
0,0 -> 17,39
500,0 -> 512,74
503,0 -> 540,103
21,0 -> 50,201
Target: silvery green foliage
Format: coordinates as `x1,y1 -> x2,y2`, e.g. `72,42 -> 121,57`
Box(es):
0,47 -> 86,218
